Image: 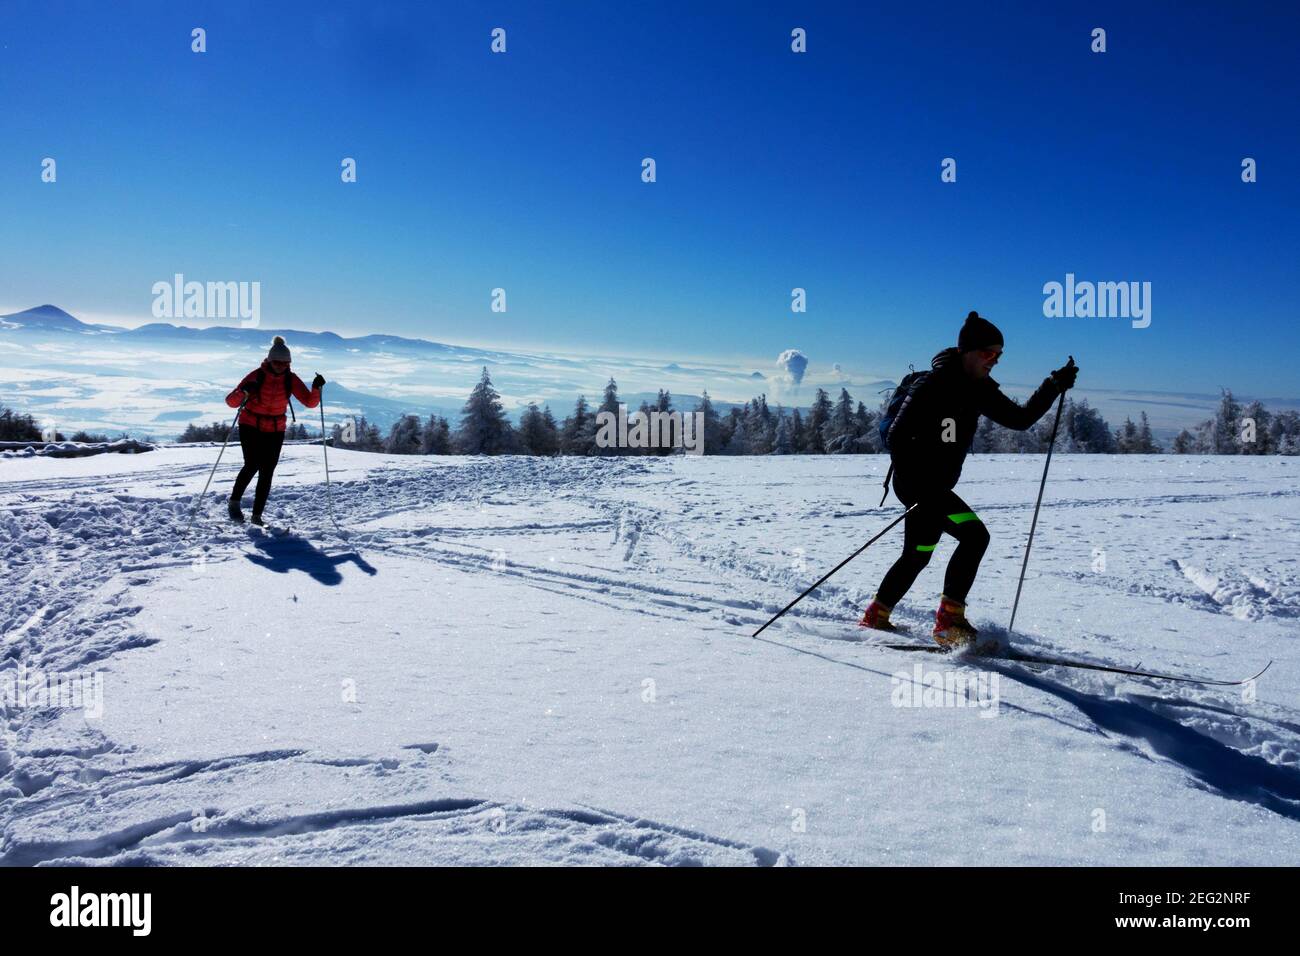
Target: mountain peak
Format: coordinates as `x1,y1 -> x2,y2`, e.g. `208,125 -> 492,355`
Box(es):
2,304 -> 81,324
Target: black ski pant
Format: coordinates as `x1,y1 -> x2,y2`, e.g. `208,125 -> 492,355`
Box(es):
876,476 -> 989,608
231,425 -> 285,515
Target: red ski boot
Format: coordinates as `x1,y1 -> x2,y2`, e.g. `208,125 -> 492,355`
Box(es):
933,595 -> 978,648
858,595 -> 898,632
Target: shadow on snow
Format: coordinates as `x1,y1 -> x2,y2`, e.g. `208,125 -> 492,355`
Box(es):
984,661 -> 1300,822
245,535 -> 377,585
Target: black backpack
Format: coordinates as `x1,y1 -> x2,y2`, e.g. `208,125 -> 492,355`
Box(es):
876,367 -> 928,505
879,368 -> 927,451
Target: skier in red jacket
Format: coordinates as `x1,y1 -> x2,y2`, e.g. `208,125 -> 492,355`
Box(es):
225,336 -> 325,525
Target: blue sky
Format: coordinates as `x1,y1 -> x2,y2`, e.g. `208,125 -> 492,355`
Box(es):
1,0 -> 1297,395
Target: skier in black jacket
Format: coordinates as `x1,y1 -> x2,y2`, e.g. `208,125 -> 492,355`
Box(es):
860,312 -> 1078,646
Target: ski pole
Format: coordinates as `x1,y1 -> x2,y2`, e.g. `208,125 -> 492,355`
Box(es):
183,394 -> 247,536
318,385 -> 348,539
1007,356 -> 1074,637
752,504 -> 917,638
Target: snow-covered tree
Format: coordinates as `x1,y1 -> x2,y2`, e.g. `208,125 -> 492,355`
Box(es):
1064,399 -> 1116,453
803,389 -> 832,453
421,415 -> 452,454
789,408 -> 805,453
1193,419 -> 1215,454
1239,400 -> 1272,455
332,415 -> 383,451
822,388 -> 858,453
745,395 -> 775,454
518,403 -> 560,456
595,378 -> 623,455
561,395 -> 595,455
455,367 -> 516,455
653,389 -> 675,456
1012,415 -> 1051,453
542,406 -> 560,447
385,414 -> 423,455
0,405 -> 43,441
971,415 -> 1004,453
630,400 -> 652,456
694,391 -> 722,454
1115,416 -> 1139,453
772,408 -> 794,454
1269,410 -> 1300,455
1212,389 -> 1242,454
723,407 -> 746,455
854,401 -> 881,453
1136,412 -> 1161,453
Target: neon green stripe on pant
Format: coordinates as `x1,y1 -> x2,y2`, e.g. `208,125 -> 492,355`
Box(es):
915,543 -> 937,552
947,511 -> 980,524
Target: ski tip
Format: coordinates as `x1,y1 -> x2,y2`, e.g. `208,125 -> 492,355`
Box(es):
953,638 -> 1004,658
1244,660 -> 1273,684
246,524 -> 293,537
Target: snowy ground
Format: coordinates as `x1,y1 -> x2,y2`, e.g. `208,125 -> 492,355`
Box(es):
2,448 -> 1298,866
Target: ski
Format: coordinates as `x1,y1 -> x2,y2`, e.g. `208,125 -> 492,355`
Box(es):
1001,650 -> 1272,687
871,643 -> 1272,687
876,642 -> 959,654
858,624 -> 911,637
247,523 -> 294,537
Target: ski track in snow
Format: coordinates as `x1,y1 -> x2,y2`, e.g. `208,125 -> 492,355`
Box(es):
2,449 -> 1298,864
1,452 -> 791,865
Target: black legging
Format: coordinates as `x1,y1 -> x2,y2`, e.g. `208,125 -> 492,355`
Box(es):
231,425 -> 285,515
876,472 -> 990,607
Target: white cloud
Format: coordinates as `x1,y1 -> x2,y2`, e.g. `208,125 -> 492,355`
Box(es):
775,349 -> 809,387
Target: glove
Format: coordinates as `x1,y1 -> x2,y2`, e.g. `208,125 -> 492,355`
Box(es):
240,385 -> 258,401
311,373 -> 326,390
1050,360 -> 1078,392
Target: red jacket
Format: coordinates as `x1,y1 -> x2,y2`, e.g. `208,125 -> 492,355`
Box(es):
226,360 -> 321,432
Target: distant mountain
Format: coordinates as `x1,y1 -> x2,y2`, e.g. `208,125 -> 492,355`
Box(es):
0,304 -> 126,334
0,306 -> 795,438
4,305 -> 482,360
2,306 -> 1296,442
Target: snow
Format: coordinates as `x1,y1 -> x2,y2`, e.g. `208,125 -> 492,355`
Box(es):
1,450 -> 1298,865
1,439 -> 156,459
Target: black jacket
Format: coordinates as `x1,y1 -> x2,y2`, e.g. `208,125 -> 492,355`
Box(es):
889,348 -> 1061,492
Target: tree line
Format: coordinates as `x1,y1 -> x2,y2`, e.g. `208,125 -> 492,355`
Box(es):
326,369 -> 1300,457
5,377 -> 1297,455
0,405 -> 109,443
178,421 -> 313,442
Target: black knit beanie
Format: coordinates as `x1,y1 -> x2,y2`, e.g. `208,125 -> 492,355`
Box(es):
957,311 -> 1004,352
